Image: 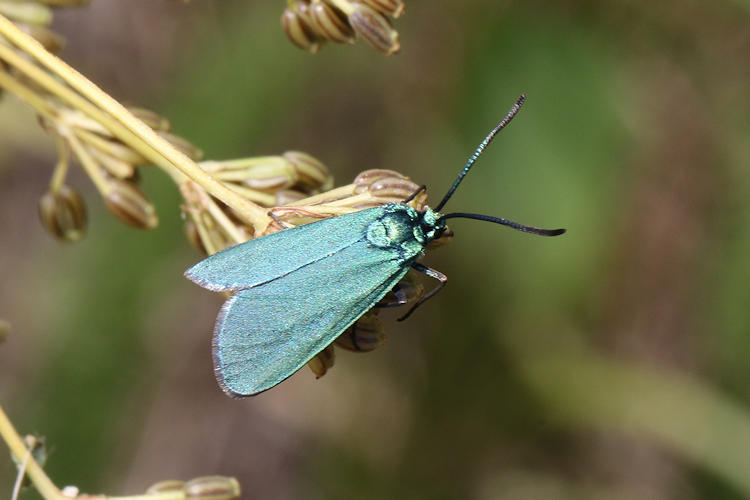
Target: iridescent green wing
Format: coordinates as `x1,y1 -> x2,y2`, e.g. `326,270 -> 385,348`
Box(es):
213,239 -> 414,397
184,206 -> 388,292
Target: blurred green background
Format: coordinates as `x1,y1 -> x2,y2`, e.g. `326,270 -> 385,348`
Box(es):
2,0 -> 750,498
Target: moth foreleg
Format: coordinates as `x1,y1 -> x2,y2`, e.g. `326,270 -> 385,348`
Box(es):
397,263 -> 448,321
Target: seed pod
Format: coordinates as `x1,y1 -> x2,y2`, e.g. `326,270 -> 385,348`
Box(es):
353,169 -> 408,188
356,0 -> 405,18
184,476 -> 241,500
282,8 -> 321,53
104,180 -> 158,230
38,185 -> 87,243
283,151 -> 334,192
310,1 -> 355,44
307,344 -> 335,378
146,480 -> 186,495
335,311 -> 385,352
348,4 -> 400,55
295,1 -> 327,38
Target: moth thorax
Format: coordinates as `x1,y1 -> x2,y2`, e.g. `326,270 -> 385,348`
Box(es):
366,211 -> 419,249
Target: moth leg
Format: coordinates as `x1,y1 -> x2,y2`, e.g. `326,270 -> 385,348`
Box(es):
397,263 -> 448,321
267,209 -> 291,230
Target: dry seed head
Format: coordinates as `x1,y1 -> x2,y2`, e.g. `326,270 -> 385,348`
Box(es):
282,8 -> 321,53
104,179 -> 158,230
348,3 -> 400,55
353,169 -> 425,208
295,1 -> 327,38
310,1 -> 355,44
308,344 -> 335,378
334,311 -> 385,352
283,150 -> 334,192
355,0 -> 405,18
184,476 -> 241,500
38,185 -> 87,242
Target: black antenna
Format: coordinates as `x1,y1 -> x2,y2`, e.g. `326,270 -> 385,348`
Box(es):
440,212 -> 565,237
434,94 -> 526,212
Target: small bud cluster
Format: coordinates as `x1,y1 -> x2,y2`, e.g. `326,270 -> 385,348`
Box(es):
282,0 -> 404,55
34,104 -> 203,239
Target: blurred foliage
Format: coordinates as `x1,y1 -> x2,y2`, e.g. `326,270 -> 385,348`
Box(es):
2,0 -> 750,499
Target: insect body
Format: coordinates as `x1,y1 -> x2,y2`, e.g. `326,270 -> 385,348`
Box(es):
185,95 -> 565,397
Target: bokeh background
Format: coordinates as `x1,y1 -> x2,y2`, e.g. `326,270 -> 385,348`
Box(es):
2,0 -> 750,498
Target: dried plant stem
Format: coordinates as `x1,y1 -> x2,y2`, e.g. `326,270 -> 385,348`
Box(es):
0,406 -> 64,500
0,15 -> 270,231
0,405 -> 199,499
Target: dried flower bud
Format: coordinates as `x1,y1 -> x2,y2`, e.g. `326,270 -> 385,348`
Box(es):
283,151 -> 334,192
348,4 -> 400,55
379,271 -> 423,307
308,344 -> 335,378
295,1 -> 327,37
206,157 -> 298,191
157,131 -> 204,161
128,107 -> 171,132
38,185 -> 87,242
282,8 -> 321,53
146,480 -> 186,495
104,180 -> 158,230
184,476 -> 241,500
335,311 -> 385,352
356,0 -> 405,18
310,2 -> 355,44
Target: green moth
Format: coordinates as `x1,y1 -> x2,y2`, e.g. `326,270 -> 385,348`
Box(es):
185,95 -> 565,397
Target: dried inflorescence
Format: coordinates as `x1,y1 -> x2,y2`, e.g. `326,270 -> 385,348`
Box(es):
0,3 -> 444,380
282,0 -> 404,55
